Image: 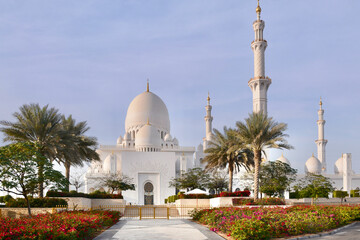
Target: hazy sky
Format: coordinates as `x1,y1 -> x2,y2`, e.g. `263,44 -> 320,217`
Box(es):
0,0 -> 359,176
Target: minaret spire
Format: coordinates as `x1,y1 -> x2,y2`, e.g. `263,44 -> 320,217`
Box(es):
248,0 -> 271,114
146,79 -> 149,92
316,97 -> 328,172
203,92 -> 213,150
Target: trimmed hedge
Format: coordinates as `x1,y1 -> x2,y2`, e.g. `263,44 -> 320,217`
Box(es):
333,190 -> 348,198
232,197 -> 285,206
5,197 -> 67,208
219,190 -> 251,197
0,195 -> 14,203
46,190 -> 123,199
350,189 -> 360,197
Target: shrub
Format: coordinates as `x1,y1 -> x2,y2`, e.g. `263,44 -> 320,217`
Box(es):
46,190 -> 123,199
333,191 -> 348,198
289,191 -> 300,199
350,189 -> 360,197
179,194 -> 213,199
0,195 -> 14,203
5,197 -> 67,208
232,197 -> 285,206
219,190 -> 251,197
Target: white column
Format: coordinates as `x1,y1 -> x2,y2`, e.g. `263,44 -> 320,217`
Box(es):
203,93 -> 213,151
343,153 -> 352,192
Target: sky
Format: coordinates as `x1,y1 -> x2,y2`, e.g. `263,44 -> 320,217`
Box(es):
0,0 -> 359,178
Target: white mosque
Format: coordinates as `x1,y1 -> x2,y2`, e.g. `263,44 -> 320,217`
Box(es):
84,82 -> 214,205
85,1 -> 359,203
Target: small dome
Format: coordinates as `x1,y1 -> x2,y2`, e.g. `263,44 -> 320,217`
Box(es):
305,154 -> 321,174
124,132 -> 131,140
164,133 -> 172,142
277,153 -> 290,165
135,124 -> 161,151
125,91 -> 170,133
117,136 -> 123,145
334,156 -> 343,174
173,137 -> 179,145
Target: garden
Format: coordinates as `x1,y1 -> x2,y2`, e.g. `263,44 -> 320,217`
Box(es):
0,210 -> 121,240
191,205 -> 360,240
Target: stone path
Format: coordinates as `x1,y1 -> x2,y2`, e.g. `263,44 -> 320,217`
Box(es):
94,219 -> 225,240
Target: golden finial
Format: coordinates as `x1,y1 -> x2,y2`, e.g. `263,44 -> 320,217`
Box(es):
147,117 -> 150,125
207,92 -> 210,102
312,153 -> 314,157
319,97 -> 323,106
146,79 -> 149,92
256,0 -> 261,14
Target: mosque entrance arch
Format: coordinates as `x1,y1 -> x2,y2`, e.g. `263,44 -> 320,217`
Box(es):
144,182 -> 154,205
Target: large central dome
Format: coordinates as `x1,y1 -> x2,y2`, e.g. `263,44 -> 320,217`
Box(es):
125,90 -> 170,133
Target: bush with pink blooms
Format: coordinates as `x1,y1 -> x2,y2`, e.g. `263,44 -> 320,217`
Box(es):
0,210 -> 121,239
191,205 -> 360,240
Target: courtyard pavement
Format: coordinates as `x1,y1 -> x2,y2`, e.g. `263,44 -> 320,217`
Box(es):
94,219 -> 225,240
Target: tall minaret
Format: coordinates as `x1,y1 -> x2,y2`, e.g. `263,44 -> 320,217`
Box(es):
248,0 -> 271,114
315,98 -> 328,172
203,93 -> 213,150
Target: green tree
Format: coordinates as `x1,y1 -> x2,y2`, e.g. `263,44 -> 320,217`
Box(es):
202,127 -> 254,192
169,168 -> 210,191
100,173 -> 135,194
57,115 -> 99,191
259,160 -> 297,197
206,172 -> 228,194
0,104 -> 62,197
0,142 -> 67,216
293,173 -> 335,205
236,112 -> 293,200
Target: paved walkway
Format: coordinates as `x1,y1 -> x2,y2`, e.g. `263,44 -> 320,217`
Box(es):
94,219 -> 225,240
310,222 -> 360,240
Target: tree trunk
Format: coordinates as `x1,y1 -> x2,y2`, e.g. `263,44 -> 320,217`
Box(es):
253,149 -> 261,201
24,195 -> 32,217
228,164 -> 233,193
65,161 -> 71,192
38,163 -> 44,198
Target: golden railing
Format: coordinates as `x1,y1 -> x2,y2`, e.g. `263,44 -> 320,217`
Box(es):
54,205 -> 210,220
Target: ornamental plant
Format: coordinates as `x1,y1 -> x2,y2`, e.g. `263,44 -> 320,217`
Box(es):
0,210 -> 121,239
191,205 -> 360,239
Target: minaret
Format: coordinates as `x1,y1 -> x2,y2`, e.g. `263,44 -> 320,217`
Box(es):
315,98 -> 328,172
248,0 -> 271,114
203,93 -> 213,150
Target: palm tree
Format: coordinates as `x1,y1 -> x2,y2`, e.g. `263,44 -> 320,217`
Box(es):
235,112 -> 293,201
202,127 -> 254,192
0,103 -> 62,197
58,115 -> 100,191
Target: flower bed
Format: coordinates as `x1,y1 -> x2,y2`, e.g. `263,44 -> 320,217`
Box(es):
232,197 -> 285,206
0,210 -> 121,239
191,205 -> 360,240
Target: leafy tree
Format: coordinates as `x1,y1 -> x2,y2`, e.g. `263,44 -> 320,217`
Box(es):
169,168 -> 210,191
202,127 -> 254,192
57,115 -> 99,191
100,173 -> 135,194
293,173 -> 335,205
236,112 -> 293,200
0,142 -> 68,216
0,104 -> 63,197
259,160 -> 297,197
206,172 -> 228,194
